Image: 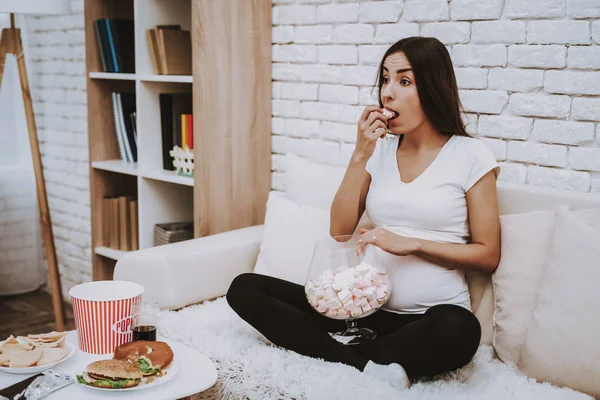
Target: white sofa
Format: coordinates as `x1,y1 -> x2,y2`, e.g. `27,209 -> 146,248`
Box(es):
114,157 -> 600,399
114,180 -> 600,317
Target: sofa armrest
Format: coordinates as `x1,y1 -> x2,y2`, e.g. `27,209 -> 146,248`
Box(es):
114,225 -> 264,310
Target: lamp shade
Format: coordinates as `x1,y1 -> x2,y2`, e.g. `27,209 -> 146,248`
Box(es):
0,0 -> 71,15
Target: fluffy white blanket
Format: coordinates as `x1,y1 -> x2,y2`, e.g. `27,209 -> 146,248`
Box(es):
159,297 -> 591,400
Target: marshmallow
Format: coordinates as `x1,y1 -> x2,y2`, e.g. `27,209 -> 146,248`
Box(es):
355,278 -> 371,289
355,262 -> 372,273
343,299 -> 355,311
337,288 -> 352,304
306,261 -> 392,319
325,297 -> 343,310
323,288 -> 336,301
362,286 -> 377,301
382,108 -> 395,119
350,307 -> 363,317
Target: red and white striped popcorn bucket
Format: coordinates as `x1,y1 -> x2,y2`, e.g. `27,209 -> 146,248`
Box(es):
69,281 -> 144,354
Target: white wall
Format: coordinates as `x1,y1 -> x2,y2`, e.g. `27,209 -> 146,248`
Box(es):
25,0 -> 90,297
18,0 -> 600,293
270,0 -> 600,194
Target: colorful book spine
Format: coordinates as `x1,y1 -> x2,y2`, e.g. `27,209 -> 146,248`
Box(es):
104,19 -> 119,73
186,114 -> 193,150
181,114 -> 188,150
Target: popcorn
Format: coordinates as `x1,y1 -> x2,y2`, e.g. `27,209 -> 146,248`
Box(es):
306,262 -> 391,319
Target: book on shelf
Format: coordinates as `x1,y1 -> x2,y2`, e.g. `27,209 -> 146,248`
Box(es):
146,25 -> 192,75
153,222 -> 193,246
93,19 -> 135,73
111,91 -> 137,163
102,196 -> 138,251
159,92 -> 193,171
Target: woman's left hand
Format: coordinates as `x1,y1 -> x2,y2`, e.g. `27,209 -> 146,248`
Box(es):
357,227 -> 419,256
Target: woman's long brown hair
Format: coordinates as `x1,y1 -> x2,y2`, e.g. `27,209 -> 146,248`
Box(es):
373,36 -> 471,138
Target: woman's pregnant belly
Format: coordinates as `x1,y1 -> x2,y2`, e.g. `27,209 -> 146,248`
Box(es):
365,247 -> 471,314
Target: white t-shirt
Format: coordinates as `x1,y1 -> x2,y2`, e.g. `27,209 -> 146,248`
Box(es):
363,134 -> 499,314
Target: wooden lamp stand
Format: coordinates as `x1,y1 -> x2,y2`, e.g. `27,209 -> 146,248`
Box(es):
0,13 -> 66,331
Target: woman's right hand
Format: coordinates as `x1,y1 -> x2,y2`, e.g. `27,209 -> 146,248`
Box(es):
354,106 -> 389,162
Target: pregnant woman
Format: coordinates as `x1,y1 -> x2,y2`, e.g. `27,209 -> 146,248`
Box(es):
227,36 -> 501,390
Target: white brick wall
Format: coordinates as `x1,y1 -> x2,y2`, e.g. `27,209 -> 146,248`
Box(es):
23,1 -> 90,298
271,0 -> 600,193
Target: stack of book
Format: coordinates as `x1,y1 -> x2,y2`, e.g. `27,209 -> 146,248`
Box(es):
112,92 -> 137,163
153,222 -> 194,246
159,93 -> 193,170
102,196 -> 138,251
94,19 -> 135,73
146,25 -> 192,75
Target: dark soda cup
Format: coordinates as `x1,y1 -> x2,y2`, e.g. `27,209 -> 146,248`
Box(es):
132,325 -> 157,341
132,301 -> 159,341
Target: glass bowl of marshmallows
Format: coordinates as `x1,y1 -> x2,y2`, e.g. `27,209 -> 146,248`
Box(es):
305,234 -> 391,344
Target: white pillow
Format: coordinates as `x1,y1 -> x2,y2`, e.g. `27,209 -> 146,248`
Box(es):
285,154 -> 373,232
519,206 -> 600,398
491,207 -> 600,367
491,209 -> 557,366
253,191 -> 330,285
285,154 -> 346,210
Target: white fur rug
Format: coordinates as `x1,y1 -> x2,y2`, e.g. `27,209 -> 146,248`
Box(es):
159,297 -> 592,400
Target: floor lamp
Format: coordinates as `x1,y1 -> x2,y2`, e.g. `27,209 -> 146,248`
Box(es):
0,0 -> 71,331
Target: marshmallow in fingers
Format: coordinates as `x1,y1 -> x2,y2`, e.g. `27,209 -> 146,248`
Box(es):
381,108 -> 395,119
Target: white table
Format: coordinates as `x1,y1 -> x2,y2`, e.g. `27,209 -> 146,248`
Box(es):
0,331 -> 218,400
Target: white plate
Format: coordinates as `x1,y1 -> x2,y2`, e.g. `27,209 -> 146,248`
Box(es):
0,340 -> 76,374
77,361 -> 178,392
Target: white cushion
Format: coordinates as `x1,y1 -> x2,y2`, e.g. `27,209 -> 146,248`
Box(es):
519,206 -> 600,398
253,192 -> 330,285
491,209 -> 557,366
285,153 -> 346,210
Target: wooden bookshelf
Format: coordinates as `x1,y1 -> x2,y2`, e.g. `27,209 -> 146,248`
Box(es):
84,0 -> 272,281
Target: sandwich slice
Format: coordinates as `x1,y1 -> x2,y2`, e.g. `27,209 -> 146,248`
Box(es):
77,359 -> 142,389
113,340 -> 174,376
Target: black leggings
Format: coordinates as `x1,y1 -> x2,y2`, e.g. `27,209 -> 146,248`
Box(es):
226,273 -> 481,380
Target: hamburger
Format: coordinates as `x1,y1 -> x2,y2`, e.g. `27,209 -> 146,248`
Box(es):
76,359 -> 142,389
113,340 -> 174,376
